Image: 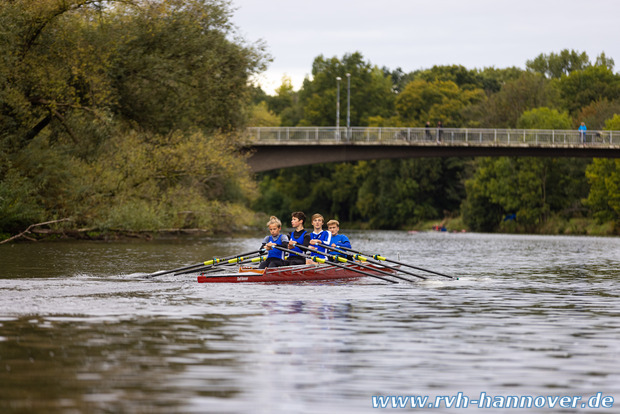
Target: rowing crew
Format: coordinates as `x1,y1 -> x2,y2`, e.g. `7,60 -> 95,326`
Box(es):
258,212 -> 352,269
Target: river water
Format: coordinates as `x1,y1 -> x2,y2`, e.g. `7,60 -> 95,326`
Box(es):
1,231 -> 619,413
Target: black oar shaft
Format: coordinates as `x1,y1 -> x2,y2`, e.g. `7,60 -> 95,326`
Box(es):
175,253 -> 264,276
295,244 -> 420,283
331,244 -> 457,280
318,243 -> 427,280
146,249 -> 262,278
273,246 -> 398,284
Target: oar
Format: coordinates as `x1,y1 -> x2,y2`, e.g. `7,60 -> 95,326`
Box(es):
145,249 -> 263,278
326,244 -> 457,280
274,246 -> 399,284
295,244 -> 422,282
174,253 -> 266,276
318,242 -> 428,280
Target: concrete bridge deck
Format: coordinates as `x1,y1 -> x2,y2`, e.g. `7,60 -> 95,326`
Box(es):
243,127 -> 620,172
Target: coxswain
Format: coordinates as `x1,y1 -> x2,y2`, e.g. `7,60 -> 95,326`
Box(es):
258,216 -> 289,269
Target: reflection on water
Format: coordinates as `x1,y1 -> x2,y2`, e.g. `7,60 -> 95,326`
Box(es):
1,232 -> 620,413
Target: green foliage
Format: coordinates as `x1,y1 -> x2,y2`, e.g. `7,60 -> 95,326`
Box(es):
249,48 -> 620,234
266,76 -> 296,115
4,4 -> 620,239
604,114 -> 620,130
517,107 -> 573,130
248,101 -> 281,126
461,158 -> 507,232
576,99 -> 620,130
355,158 -> 466,228
0,0 -> 265,235
0,167 -> 44,232
526,49 -> 590,78
266,76 -> 303,126
87,130 -> 258,231
253,158 -> 467,229
109,0 -> 268,133
557,65 -> 620,114
475,66 -> 524,93
595,52 -> 615,71
298,52 -> 395,126
462,157 -> 590,232
463,72 -> 557,128
584,159 -> 620,223
396,79 -> 485,127
413,65 -> 486,91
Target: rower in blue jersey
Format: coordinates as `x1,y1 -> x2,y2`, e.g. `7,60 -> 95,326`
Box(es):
258,216 -> 290,269
308,213 -> 331,260
326,219 -> 351,259
286,211 -> 310,266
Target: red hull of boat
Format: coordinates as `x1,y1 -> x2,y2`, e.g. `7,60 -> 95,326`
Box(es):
196,264 -> 389,283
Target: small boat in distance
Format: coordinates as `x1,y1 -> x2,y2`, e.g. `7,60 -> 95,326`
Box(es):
196,263 -> 395,284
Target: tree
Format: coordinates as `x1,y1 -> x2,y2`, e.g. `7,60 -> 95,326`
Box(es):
266,76 -> 296,115
476,66 -> 524,93
463,102 -> 591,232
526,49 -> 590,78
0,0 -> 122,151
595,52 -> 615,71
266,76 -> 303,126
0,0 -> 268,148
584,159 -> 620,223
298,52 -> 395,126
109,0 -> 268,134
395,79 -> 485,127
605,114 -> 620,130
576,99 -> 620,130
558,65 -> 620,115
248,102 -> 280,126
413,65 -> 485,90
516,107 -> 573,130
0,0 -> 268,234
381,66 -> 414,94
462,157 -> 515,232
463,72 -> 557,128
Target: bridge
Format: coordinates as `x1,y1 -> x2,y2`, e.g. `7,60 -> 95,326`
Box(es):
243,127 -> 620,172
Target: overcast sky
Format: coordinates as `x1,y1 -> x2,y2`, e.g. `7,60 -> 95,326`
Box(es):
231,0 -> 620,94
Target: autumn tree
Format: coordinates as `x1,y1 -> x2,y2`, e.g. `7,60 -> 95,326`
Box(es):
463,72 -> 557,128
0,0 -> 268,235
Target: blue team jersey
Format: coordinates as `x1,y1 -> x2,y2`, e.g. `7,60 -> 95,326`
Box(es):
309,230 -> 331,259
261,234 -> 289,260
330,234 -> 351,256
288,229 -> 307,257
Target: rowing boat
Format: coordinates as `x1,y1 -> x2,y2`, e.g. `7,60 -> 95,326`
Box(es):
196,263 -> 394,283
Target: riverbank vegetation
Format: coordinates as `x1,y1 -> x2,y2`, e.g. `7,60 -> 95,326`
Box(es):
1,0 -> 267,241
1,2 -> 619,241
252,52 -> 620,235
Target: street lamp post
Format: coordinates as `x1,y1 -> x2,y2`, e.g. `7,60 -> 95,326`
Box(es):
336,76 -> 341,139
346,73 -> 351,140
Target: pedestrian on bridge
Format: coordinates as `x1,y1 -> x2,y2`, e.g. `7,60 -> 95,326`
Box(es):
578,122 -> 587,144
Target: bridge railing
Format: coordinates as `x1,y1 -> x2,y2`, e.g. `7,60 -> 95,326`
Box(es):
246,127 -> 619,146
